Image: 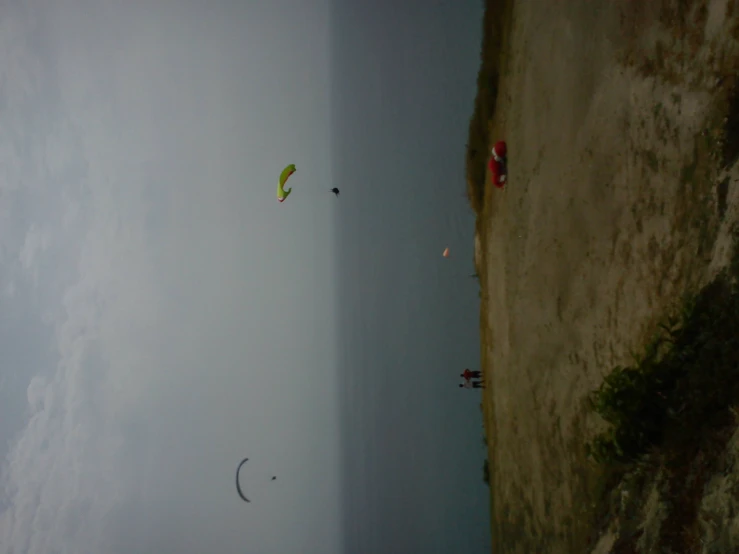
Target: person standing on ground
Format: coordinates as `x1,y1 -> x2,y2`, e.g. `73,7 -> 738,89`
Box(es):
461,368 -> 482,380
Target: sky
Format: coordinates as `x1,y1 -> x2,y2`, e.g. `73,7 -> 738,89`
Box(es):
330,2 -> 488,553
0,1 -> 485,553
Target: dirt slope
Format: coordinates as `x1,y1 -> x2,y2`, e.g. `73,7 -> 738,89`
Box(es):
473,1 -> 739,552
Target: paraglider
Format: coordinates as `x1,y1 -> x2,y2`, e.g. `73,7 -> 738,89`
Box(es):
330,187 -> 340,197
235,458 -> 277,503
236,457 -> 251,502
277,164 -> 297,203
488,141 -> 507,188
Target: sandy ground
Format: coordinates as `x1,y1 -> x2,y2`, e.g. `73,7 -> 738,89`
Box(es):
475,1 -> 739,552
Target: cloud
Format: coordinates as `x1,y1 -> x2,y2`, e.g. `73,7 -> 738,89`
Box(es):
18,225 -> 50,283
0,193 -> 144,554
3,281 -> 15,299
0,164 -> 158,554
0,10 -> 158,552
0,3 -> 340,552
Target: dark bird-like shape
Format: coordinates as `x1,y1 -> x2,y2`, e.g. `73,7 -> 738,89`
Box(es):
330,187 -> 340,197
271,476 -> 276,481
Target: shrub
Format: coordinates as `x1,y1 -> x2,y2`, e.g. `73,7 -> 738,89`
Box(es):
587,274 -> 739,465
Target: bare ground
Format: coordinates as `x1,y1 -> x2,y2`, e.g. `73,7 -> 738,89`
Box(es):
471,1 -> 739,552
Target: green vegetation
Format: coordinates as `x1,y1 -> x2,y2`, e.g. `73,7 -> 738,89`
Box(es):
587,258 -> 739,466
587,277 -> 739,465
585,244 -> 739,550
582,77 -> 739,552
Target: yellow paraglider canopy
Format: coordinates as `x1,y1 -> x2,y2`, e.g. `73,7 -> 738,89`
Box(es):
277,164 -> 296,203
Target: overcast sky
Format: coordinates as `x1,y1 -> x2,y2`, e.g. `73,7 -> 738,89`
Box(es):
0,1 -> 485,553
0,1 -> 338,553
331,2 -> 488,553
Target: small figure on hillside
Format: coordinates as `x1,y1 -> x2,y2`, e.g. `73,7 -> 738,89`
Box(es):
459,380 -> 485,389
461,369 -> 482,380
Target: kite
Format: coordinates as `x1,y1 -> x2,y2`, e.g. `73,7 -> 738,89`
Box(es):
236,457 -> 251,503
488,141 -> 507,189
235,458 -> 276,503
277,164 -> 296,203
